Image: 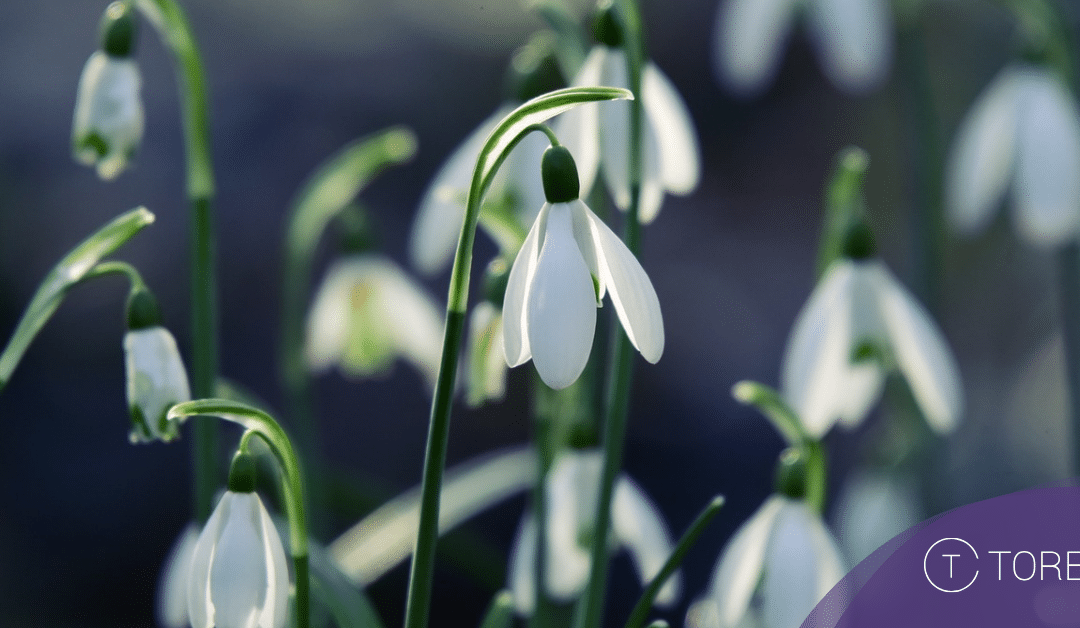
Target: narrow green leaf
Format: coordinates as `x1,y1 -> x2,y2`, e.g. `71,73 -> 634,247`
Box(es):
0,207 -> 155,391
623,496 -> 725,628
478,590 -> 515,628
731,380 -> 806,446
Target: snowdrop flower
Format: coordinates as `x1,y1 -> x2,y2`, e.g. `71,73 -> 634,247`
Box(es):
124,290 -> 190,444
713,0 -> 892,97
157,523 -> 199,628
504,145 -> 663,389
945,63 -> 1080,246
832,470 -> 923,566
188,489 -> 289,628
507,448 -> 680,616
306,255 -> 443,391
556,9 -> 700,224
780,224 -> 963,438
72,2 -> 144,180
686,495 -> 846,628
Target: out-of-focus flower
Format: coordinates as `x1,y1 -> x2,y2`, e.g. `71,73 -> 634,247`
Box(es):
780,230 -> 963,438
466,301 -> 507,407
157,523 -> 199,628
557,23 -> 701,224
945,63 -> 1080,247
686,495 -> 846,628
125,324 -> 191,444
831,470 -> 924,566
503,146 -> 663,389
72,2 -> 143,180
188,491 -> 289,628
306,255 -> 444,391
713,0 -> 892,97
507,448 -> 679,616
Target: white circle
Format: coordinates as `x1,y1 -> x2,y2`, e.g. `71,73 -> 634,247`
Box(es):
924,537 -> 979,593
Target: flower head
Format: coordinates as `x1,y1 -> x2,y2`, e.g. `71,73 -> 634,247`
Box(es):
188,491 -> 289,628
686,495 -> 846,628
507,448 -> 680,615
556,40 -> 700,224
945,63 -> 1080,246
125,323 -> 191,444
780,242 -> 963,438
713,0 -> 893,97
306,255 -> 444,391
72,2 -> 143,180
503,146 -> 663,389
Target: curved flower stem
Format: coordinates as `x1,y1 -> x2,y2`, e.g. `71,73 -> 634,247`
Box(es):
575,2 -> 646,628
79,260 -> 148,292
135,0 -> 220,523
401,88 -> 631,628
168,399 -> 310,628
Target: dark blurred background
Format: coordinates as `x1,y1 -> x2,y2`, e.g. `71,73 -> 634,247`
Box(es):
1,0 -> 1076,626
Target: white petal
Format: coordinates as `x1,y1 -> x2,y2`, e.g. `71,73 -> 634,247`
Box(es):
833,471 -> 923,566
871,263 -> 964,432
188,492 -> 234,628
507,514 -> 539,616
526,203 -> 597,389
305,265 -> 351,372
72,52 -> 144,179
503,204 -> 549,367
598,49 -> 634,211
125,326 -> 191,443
582,202 -> 664,363
805,0 -> 892,94
612,476 -> 680,605
157,523 -> 199,628
544,451 -> 602,599
945,67 -> 1017,236
1012,66 -> 1080,246
557,47 -> 605,198
713,0 -> 799,97
638,114 -> 666,225
410,108 -> 507,274
255,493 -> 290,628
210,493 -> 273,628
708,495 -> 785,627
642,63 -> 701,196
372,258 -> 446,391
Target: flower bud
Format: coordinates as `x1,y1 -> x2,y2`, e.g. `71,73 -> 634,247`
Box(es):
100,1 -> 138,58
541,145 -> 579,204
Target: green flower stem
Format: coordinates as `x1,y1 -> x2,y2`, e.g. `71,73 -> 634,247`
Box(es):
624,496 -> 725,628
401,87 -> 631,628
79,260 -> 148,291
575,3 -> 646,628
168,399 -> 310,628
135,0 -> 220,523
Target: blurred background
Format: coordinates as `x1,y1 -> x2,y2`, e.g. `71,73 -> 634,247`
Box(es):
0,0 -> 1076,625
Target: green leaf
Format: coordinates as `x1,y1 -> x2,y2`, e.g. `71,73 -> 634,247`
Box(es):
731,380 -> 806,446
624,496 -> 725,628
0,207 -> 155,391
477,590 -> 515,628
327,446 -> 536,585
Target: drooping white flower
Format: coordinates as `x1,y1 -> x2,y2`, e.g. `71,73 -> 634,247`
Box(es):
188,491 -> 289,628
72,50 -> 144,180
503,197 -> 664,389
780,256 -> 963,438
831,470 -> 924,566
306,255 -> 444,391
686,495 -> 846,628
157,523 -> 199,628
409,104 -> 549,275
713,0 -> 893,97
557,45 -> 701,224
125,325 -> 191,444
945,64 -> 1080,247
507,448 -> 680,616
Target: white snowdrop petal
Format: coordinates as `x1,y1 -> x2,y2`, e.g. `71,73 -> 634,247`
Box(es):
761,501 -> 822,628
374,260 -> 446,391
256,494 -> 290,628
833,471 -> 923,566
709,496 -> 785,626
598,49 -> 633,211
558,47 -> 605,199
945,68 -> 1018,236
873,263 -> 963,433
642,63 -> 701,195
544,451 -> 599,598
526,203 -> 597,389
73,52 -> 144,179
305,265 -> 350,372
411,108 -> 507,274
612,477 -> 681,605
584,203 -> 664,363
1012,66 -> 1080,246
638,115 -> 666,225
806,0 -> 892,93
210,493 -> 271,628
570,199 -> 605,301
157,524 -> 199,628
125,326 -> 191,442
507,514 -> 539,616
713,0 -> 798,97
503,204 -> 548,367
188,493 -> 234,628
780,261 -> 858,437
804,505 -> 847,604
